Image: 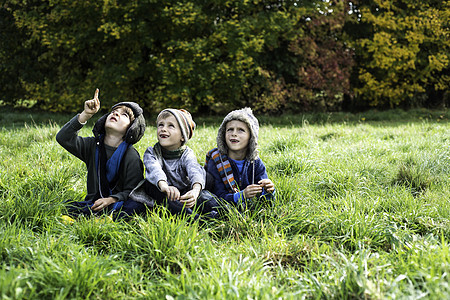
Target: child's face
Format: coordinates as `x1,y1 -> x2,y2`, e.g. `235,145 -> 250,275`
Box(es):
157,114 -> 183,151
225,120 -> 250,155
105,107 -> 131,137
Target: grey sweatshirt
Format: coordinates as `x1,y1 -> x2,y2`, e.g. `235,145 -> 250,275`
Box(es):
143,145 -> 205,193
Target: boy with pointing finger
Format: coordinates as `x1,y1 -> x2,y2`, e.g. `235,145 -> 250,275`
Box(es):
56,89 -> 147,221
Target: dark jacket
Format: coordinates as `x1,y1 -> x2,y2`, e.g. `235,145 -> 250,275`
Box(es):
56,115 -> 143,202
205,157 -> 269,205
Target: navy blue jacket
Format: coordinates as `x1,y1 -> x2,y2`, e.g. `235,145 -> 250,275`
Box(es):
206,157 -> 270,205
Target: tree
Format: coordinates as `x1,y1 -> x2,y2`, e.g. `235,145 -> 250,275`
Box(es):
0,1 -> 48,105
5,1 -> 446,113
352,0 -> 450,108
280,0 -> 355,112
1,1 -> 357,113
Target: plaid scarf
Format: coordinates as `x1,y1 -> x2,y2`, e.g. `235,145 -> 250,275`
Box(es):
205,148 -> 238,193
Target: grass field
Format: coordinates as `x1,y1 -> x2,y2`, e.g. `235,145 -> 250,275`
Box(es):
0,108 -> 449,299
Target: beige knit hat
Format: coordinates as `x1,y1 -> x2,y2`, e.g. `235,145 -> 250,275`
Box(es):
157,108 -> 196,145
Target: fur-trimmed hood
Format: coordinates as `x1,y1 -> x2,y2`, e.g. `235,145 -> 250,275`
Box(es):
217,107 -> 259,161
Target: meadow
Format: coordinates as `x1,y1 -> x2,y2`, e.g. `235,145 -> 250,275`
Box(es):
0,108 -> 448,299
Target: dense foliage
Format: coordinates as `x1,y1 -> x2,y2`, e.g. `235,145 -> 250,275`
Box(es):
1,0 -> 449,113
351,0 -> 450,108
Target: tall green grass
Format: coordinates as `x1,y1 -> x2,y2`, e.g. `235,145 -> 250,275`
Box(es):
0,109 -> 448,299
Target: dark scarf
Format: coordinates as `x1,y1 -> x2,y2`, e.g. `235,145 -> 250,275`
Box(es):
95,135 -> 130,199
153,142 -> 186,166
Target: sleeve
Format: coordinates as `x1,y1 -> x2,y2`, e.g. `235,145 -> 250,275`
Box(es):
253,159 -> 274,195
143,146 -> 167,187
110,148 -> 144,202
184,149 -> 206,189
206,158 -> 241,205
253,159 -> 269,182
55,114 -> 93,162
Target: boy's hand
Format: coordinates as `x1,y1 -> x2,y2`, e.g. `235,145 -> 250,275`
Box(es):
158,181 -> 180,201
180,183 -> 201,208
84,88 -> 100,115
79,88 -> 100,123
259,179 -> 275,193
91,197 -> 116,211
243,184 -> 263,199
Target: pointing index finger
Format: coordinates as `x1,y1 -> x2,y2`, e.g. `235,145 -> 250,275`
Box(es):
94,88 -> 100,108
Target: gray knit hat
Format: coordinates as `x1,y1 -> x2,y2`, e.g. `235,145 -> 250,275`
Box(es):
93,102 -> 146,144
217,107 -> 259,161
157,108 -> 196,146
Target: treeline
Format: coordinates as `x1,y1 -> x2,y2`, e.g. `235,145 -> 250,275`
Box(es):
1,0 -> 449,114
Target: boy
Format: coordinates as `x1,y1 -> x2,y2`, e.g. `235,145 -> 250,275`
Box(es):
129,108 -> 220,219
205,107 -> 275,210
56,89 -> 147,221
